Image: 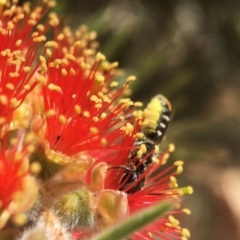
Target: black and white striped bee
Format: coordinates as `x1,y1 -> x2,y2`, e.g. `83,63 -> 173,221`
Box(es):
116,94 -> 172,194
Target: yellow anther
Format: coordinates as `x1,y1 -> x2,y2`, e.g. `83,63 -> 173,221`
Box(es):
101,113 -> 107,119
59,115 -> 67,124
54,59 -> 62,66
57,33 -> 64,41
110,81 -> 118,87
182,228 -> 190,238
126,75 -> 136,82
33,35 -> 46,42
36,75 -> 47,85
23,66 -> 31,72
95,103 -> 102,109
110,61 -> 119,68
15,40 -> 22,47
90,95 -> 100,103
83,111 -> 90,118
46,109 -> 56,117
37,24 -> 45,32
10,98 -> 20,109
46,48 -> 52,57
61,68 -> 67,76
95,75 -> 105,83
96,52 -> 106,61
6,83 -> 14,90
135,132 -> 144,139
176,165 -> 183,175
90,127 -> 98,134
174,160 -> 184,166
74,105 -> 81,114
134,101 -> 143,107
70,68 -> 76,75
93,117 -> 99,122
182,208 -> 191,215
102,95 -> 110,103
9,72 -> 19,78
12,213 -> 27,227
23,84 -> 31,90
45,41 -> 59,48
48,83 -> 62,93
169,143 -> 175,152
101,138 -> 107,146
0,95 -> 8,105
0,117 -> 6,125
39,55 -> 46,63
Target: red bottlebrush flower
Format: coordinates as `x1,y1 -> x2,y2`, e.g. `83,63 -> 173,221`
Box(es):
0,0 -> 56,133
0,132 -> 38,229
103,143 -> 193,240
31,32 -> 141,159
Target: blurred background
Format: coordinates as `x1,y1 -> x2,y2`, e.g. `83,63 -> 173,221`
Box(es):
31,0 -> 240,239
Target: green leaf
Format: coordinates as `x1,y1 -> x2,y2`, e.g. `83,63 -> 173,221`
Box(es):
91,201 -> 172,240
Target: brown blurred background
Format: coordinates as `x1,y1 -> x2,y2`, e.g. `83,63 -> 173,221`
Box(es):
25,0 -> 240,239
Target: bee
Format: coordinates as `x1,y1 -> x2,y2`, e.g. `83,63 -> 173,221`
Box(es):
115,94 -> 172,194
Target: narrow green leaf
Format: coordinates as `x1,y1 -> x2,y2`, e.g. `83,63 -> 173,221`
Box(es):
91,202 -> 172,240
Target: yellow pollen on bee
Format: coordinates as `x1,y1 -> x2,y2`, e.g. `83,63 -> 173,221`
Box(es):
46,109 -> 56,117
12,213 -> 27,227
90,127 -> 98,134
45,41 -> 59,48
101,138 -> 107,146
182,208 -> 191,215
133,110 -> 143,120
6,83 -> 14,90
30,162 -> 41,174
169,143 -> 175,152
23,66 -> 31,72
0,95 -> 7,105
110,81 -> 119,87
83,111 -> 90,118
135,132 -> 144,139
48,83 -> 62,93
